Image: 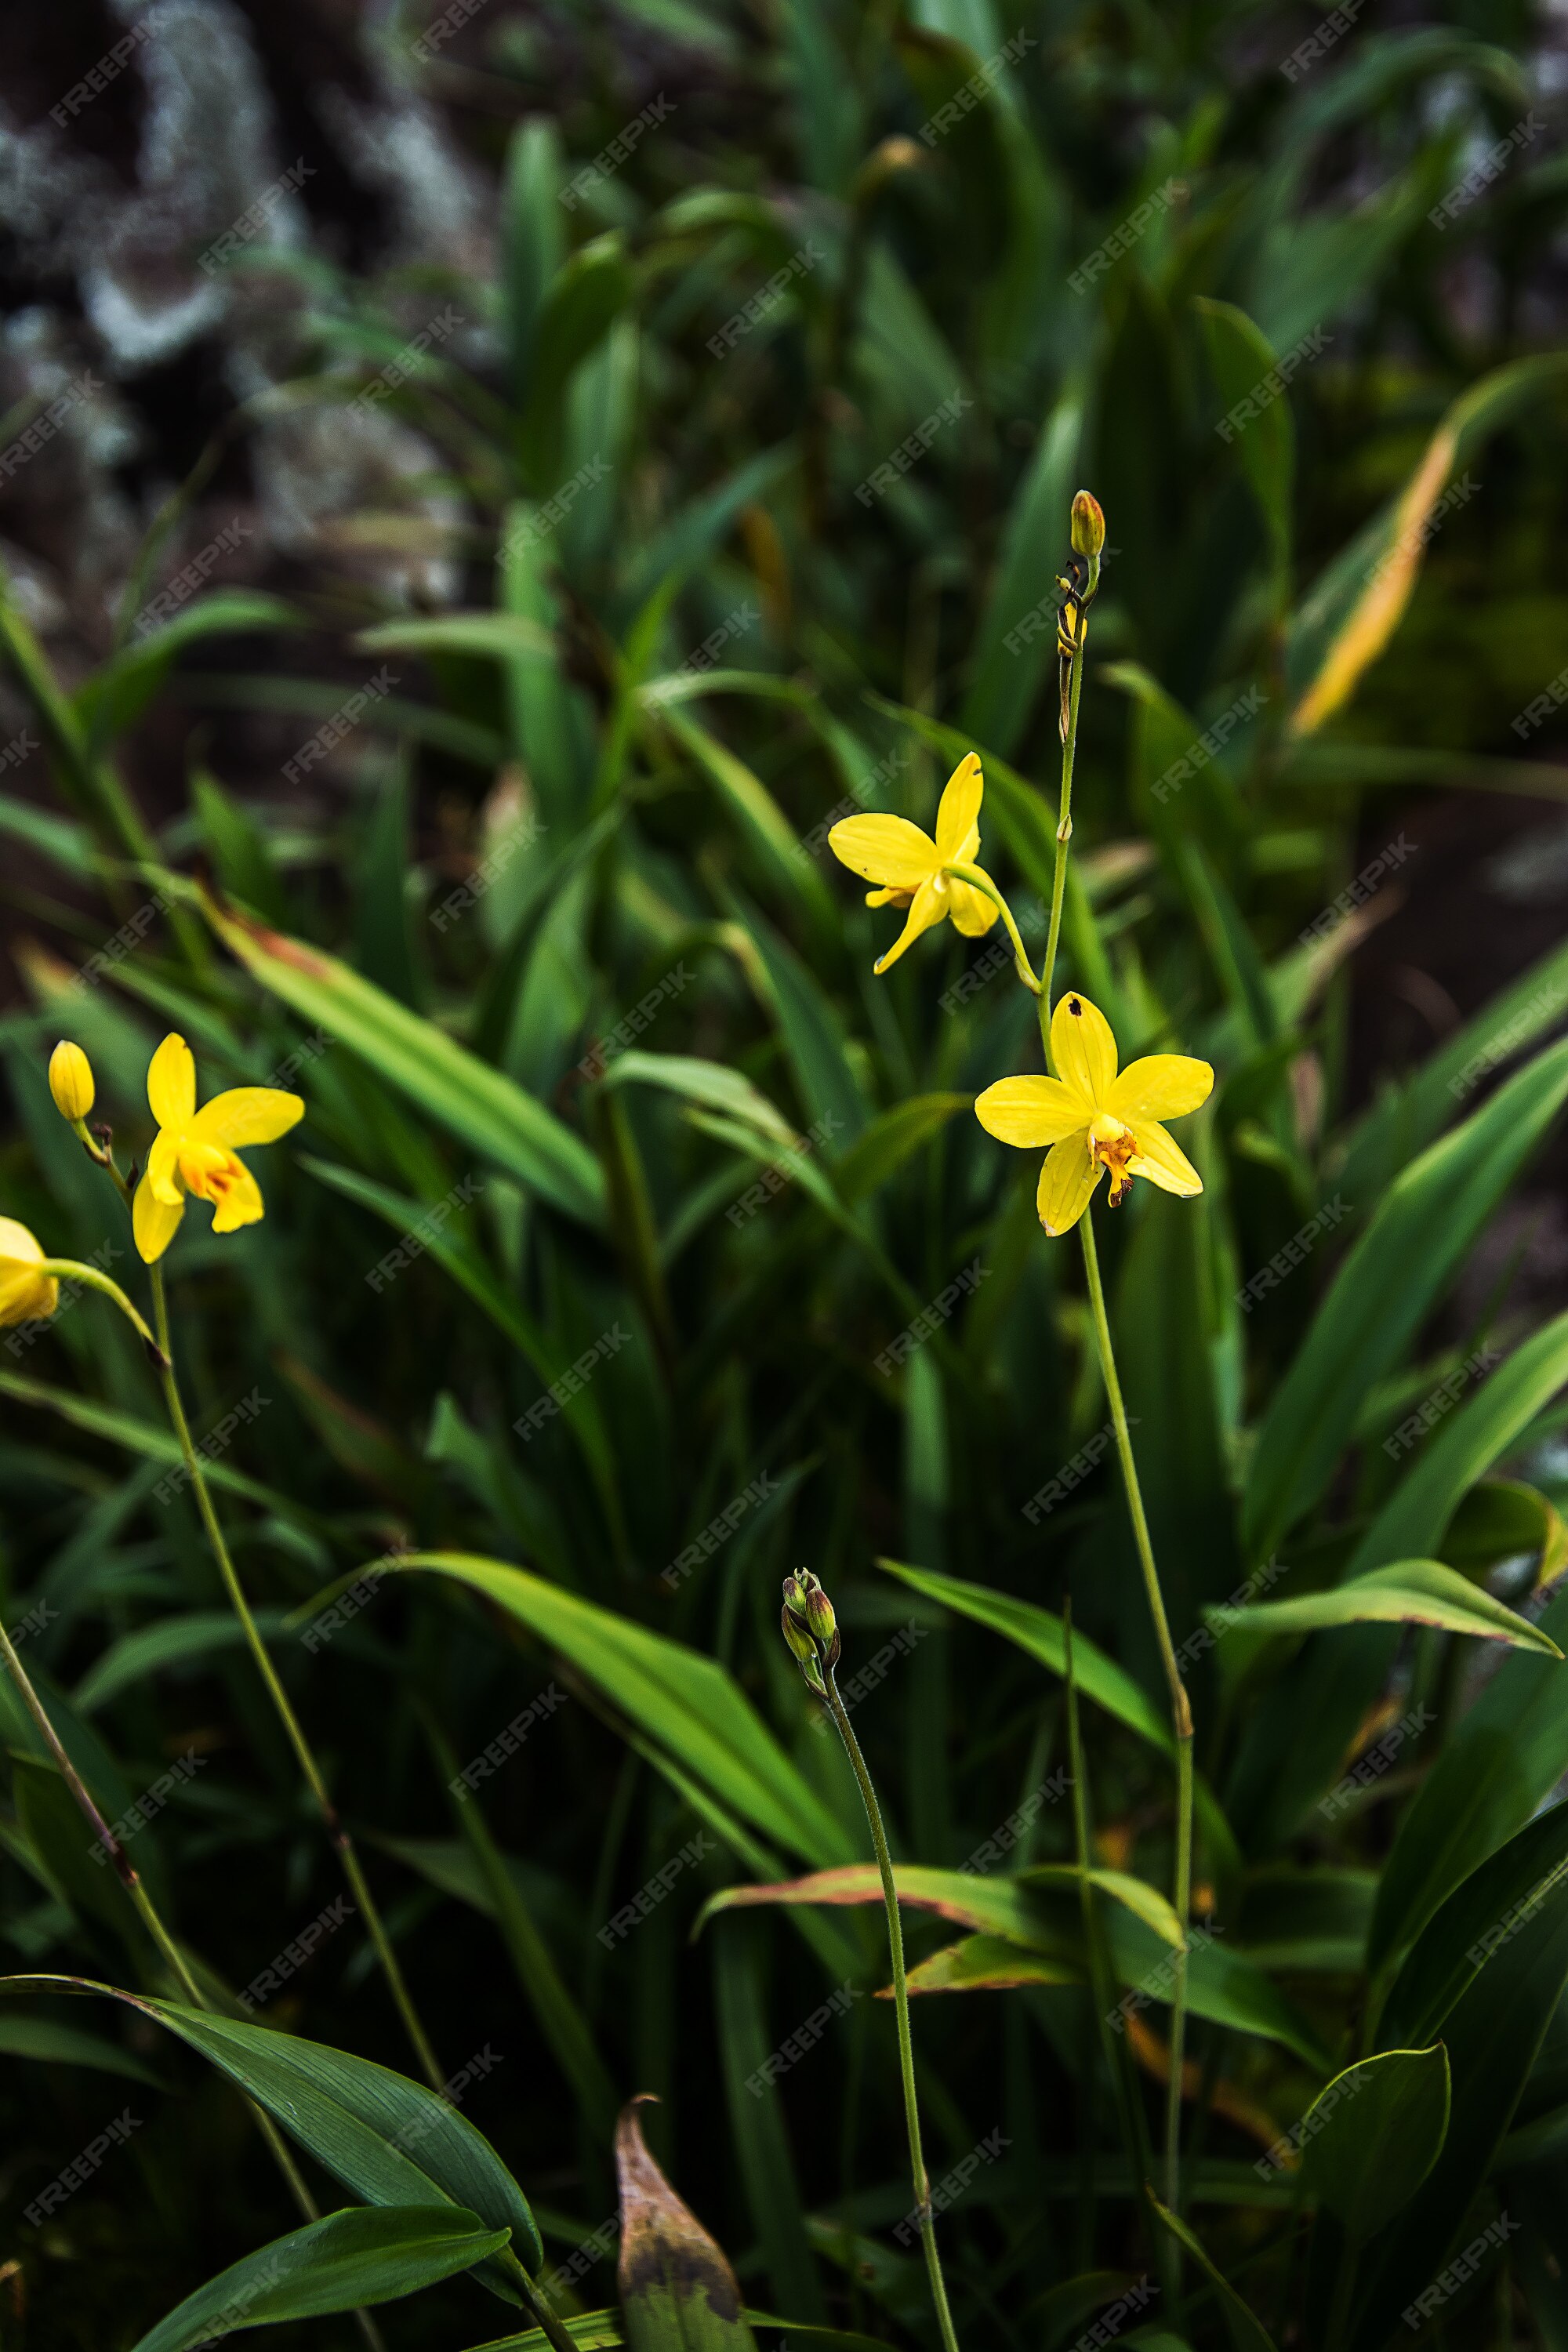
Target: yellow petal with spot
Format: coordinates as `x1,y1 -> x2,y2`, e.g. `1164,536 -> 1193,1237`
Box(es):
935,753 -> 983,862
191,1087 -> 305,1150
133,1178 -> 185,1265
1037,1134 -> 1103,1236
948,877 -> 1000,938
975,1076 -> 1088,1149
829,814 -> 938,891
147,1033 -> 197,1130
1128,1117 -> 1203,1197
873,873 -> 949,974
1050,993 -> 1118,1106
209,1160 -> 265,1234
1107,1054 -> 1213,1124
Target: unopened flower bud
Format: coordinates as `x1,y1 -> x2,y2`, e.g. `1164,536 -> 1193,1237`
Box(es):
1070,490 -> 1105,559
782,1571 -> 840,1683
801,1576 -> 837,1649
49,1040 -> 95,1123
781,1603 -> 816,1664
780,1604 -> 826,1692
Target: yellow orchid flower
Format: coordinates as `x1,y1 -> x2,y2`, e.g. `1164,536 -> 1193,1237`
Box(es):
976,992 -> 1212,1237
828,751 -> 1001,974
132,1034 -> 304,1265
0,1218 -> 59,1326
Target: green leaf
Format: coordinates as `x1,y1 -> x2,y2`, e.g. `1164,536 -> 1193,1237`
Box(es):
712,1922 -> 826,2321
191,764 -> 291,927
462,2318 -> 626,2352
1210,1557 -> 1562,1655
520,235 -> 636,487
734,898 -> 869,1146
699,1867 -> 1329,2064
1146,2194 -> 1278,2352
617,444 -> 797,621
900,1933 -> 1076,1994
299,1154 -> 626,1548
1198,300 -> 1293,569
1243,1039 -> 1568,1555
0,1371 -> 314,1526
386,1553 -> 853,1868
1353,1803 -> 1568,2348
1229,1310 -> 1568,1852
699,1860 -> 1178,1948
616,2096 -> 757,2352
11,1757 -> 142,1947
77,592 -> 300,752
1368,1580 -> 1568,1983
502,118 -> 564,395
197,888 -> 606,1229
429,1718 -> 619,2142
1,1976 -> 541,2292
1297,2046 -> 1450,2242
1336,932 -> 1568,1203
959,393 -> 1083,755
877,1560 -> 1243,1885
653,705 -> 835,931
1442,1479 -> 1568,1587
129,2206 -> 510,2352
1287,354 -> 1568,735
0,2012 -> 164,2086
834,1095 -> 968,1204
71,1608 -> 291,1715
877,1561 -> 1170,1752
354,612 -> 555,665
597,1051 -> 797,1146
1021,1864 -> 1183,1948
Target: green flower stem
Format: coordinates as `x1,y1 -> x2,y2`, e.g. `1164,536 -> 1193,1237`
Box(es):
31,1259 -> 167,1365
822,1663 -> 960,2352
1077,1212 -> 1194,2220
147,1263 -> 446,2097
938,864 -> 1042,994
0,1615 -> 357,2305
1062,1600 -> 1163,2278
1038,619 -> 1087,1049
508,2259 -> 583,2352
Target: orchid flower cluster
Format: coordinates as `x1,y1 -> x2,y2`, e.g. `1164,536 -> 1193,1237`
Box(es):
786,493 -> 1210,2312
827,497 -> 1212,1235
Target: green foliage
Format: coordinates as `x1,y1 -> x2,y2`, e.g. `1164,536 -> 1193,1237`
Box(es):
2,2 -> 1568,2346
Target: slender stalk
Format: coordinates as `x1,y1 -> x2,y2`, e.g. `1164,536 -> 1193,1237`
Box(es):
1038,620 -> 1087,1045
1062,1600 -> 1167,2290
31,1259 -> 166,1363
510,2258 -> 586,2352
1076,1214 -> 1194,2220
0,1617 -> 390,2347
822,1664 -> 960,2352
938,863 -> 1042,993
147,1264 -> 445,2096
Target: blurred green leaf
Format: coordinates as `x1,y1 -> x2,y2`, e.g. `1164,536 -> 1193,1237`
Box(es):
129,2206 -> 510,2352
198,888 -> 606,1229
1212,1557 -> 1561,1654
1298,2045 -> 1450,2242
4,1976 -> 541,2292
